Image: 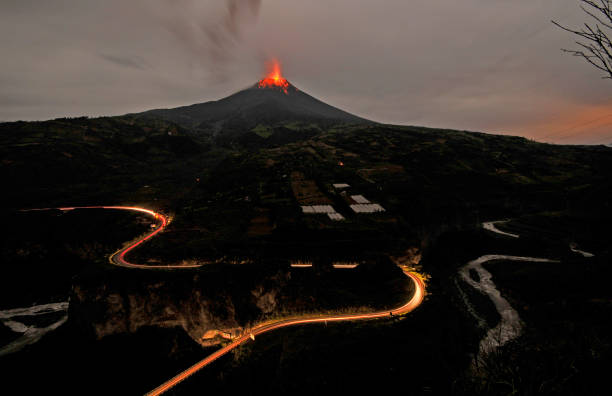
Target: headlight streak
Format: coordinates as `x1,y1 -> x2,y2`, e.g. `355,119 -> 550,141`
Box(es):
20,205 -> 426,395
146,270 -> 425,396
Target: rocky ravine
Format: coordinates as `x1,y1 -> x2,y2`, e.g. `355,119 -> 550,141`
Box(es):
69,268 -> 289,346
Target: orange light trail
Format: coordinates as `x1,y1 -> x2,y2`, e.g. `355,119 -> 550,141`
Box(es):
102,206 -> 201,269
20,205 -> 426,394
146,269 -> 425,396
22,206 -> 201,269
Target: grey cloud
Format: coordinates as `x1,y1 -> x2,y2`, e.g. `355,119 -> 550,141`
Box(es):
157,0 -> 262,68
225,0 -> 262,37
0,0 -> 609,144
100,54 -> 148,70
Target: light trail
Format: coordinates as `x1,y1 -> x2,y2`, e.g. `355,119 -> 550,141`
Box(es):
22,206 -> 202,269
102,206 -> 194,269
146,269 -> 425,396
21,205 -> 426,394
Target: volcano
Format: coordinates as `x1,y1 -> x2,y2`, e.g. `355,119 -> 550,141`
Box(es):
134,61 -> 370,138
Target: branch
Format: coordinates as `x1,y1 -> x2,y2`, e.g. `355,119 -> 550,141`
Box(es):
552,0 -> 612,80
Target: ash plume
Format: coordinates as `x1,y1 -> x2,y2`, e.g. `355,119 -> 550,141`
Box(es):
161,0 -> 262,68
225,0 -> 262,37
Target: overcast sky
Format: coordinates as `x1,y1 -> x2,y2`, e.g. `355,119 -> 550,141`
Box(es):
1,0 -> 610,144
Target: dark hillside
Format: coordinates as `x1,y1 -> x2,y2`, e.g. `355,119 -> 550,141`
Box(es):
0,116 -> 216,208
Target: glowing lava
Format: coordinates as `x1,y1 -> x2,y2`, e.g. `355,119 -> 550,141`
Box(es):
257,59 -> 290,93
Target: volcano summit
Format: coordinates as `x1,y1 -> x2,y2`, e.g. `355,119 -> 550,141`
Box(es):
134,61 -> 369,139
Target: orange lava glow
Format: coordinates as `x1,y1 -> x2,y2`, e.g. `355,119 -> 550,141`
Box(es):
257,59 -> 290,93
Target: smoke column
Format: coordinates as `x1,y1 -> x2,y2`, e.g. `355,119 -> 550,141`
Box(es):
158,0 -> 263,73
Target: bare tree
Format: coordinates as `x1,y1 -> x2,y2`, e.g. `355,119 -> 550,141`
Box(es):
552,0 -> 612,79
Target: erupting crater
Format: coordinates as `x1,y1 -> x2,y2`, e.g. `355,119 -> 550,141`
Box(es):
257,59 -> 291,94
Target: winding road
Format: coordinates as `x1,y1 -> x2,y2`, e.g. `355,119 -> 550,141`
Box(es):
146,268 -> 425,396
24,206 -> 201,269
19,206 -> 426,395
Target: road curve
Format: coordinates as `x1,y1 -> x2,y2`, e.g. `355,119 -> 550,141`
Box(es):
21,206 -> 425,394
23,206 -> 202,269
146,270 -> 425,396
100,206 -> 203,269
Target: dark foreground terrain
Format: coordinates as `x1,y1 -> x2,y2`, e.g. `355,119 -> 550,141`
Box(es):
1,87 -> 611,395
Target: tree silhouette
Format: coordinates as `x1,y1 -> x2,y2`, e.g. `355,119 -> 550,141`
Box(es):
553,0 -> 612,79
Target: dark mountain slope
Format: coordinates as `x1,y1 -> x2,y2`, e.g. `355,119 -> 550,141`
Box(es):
133,82 -> 370,134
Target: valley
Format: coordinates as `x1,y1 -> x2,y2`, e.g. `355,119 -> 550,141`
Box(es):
1,78 -> 611,395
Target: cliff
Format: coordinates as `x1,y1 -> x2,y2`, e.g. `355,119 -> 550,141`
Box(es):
69,264 -> 289,346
